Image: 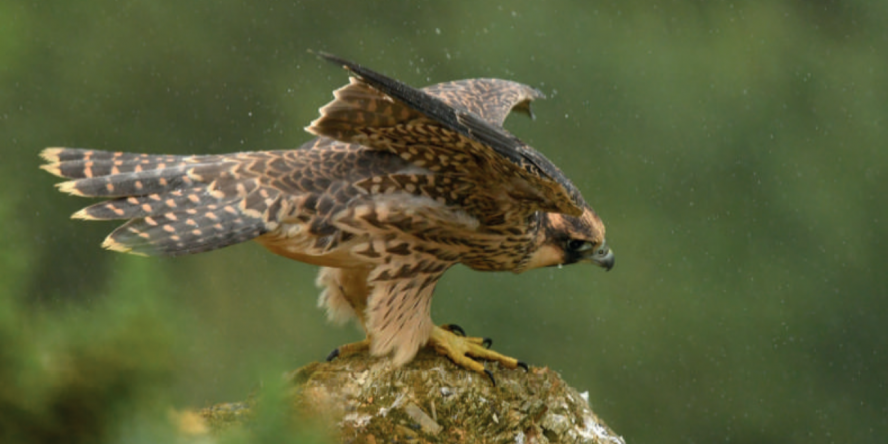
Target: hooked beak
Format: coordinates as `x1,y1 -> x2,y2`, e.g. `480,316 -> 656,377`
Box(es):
588,240 -> 615,271
595,249 -> 615,271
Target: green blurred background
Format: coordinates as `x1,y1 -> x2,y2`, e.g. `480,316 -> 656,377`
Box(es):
2,1 -> 886,442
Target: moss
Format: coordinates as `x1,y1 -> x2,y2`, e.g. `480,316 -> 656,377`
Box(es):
204,349 -> 625,443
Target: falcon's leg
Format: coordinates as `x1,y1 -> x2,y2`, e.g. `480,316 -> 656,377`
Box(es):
429,325 -> 528,385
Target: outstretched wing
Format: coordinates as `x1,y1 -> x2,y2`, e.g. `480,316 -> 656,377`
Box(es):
307,53 -> 585,221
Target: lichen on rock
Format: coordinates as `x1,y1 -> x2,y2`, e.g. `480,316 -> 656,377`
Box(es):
276,348 -> 625,443
200,348 -> 624,443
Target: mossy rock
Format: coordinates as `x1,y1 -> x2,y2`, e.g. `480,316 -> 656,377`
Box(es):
203,349 -> 625,444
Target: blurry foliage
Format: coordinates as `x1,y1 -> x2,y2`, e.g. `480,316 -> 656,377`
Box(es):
0,259 -> 177,444
2,0 -> 886,443
0,261 -> 328,443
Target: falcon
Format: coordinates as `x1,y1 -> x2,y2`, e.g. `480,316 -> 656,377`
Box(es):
41,53 -> 614,384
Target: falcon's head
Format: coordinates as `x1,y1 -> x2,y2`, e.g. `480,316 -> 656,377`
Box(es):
521,206 -> 614,272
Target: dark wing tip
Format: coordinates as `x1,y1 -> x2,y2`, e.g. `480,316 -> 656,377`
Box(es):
313,51 -> 361,74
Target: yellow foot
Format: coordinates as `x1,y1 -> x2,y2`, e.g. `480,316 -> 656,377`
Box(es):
325,338 -> 371,362
429,324 -> 529,386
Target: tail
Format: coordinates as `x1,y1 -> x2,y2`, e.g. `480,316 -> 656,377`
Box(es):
41,148 -> 284,256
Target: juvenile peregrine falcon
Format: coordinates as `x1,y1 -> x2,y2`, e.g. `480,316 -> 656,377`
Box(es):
41,53 -> 614,383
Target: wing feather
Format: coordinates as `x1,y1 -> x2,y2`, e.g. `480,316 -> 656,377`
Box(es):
308,53 -> 584,218
422,78 -> 545,126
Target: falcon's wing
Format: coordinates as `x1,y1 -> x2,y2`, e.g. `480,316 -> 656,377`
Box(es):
307,53 -> 585,219
421,78 -> 545,127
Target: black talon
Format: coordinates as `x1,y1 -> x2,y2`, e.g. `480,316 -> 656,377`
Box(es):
484,369 -> 496,387
517,361 -> 529,371
325,348 -> 340,362
481,337 -> 493,349
443,324 -> 466,336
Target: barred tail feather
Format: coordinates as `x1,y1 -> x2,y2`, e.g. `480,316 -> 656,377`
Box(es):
72,187 -> 230,221
55,166 -> 197,198
102,206 -> 267,256
40,147 -> 203,180
41,147 -> 153,163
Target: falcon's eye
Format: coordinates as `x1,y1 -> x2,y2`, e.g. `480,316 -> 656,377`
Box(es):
566,240 -> 593,252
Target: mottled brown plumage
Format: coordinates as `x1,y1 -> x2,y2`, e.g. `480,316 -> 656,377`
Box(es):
41,54 -> 614,380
